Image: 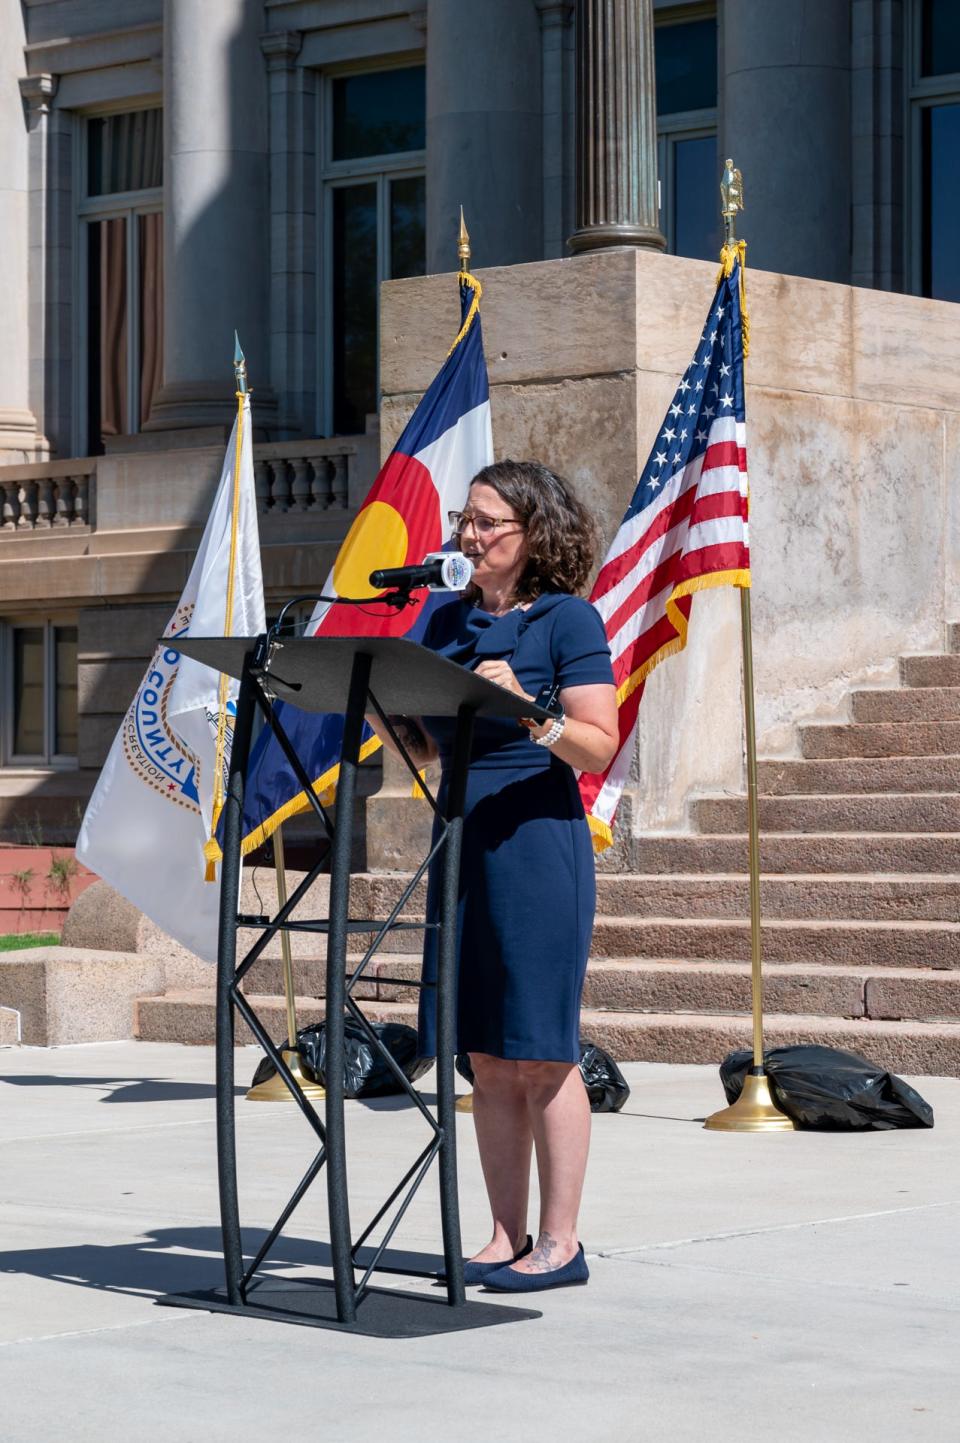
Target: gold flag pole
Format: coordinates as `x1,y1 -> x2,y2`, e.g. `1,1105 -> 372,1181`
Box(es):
204,335 -> 249,880
704,163 -> 793,1132
230,326 -> 320,1102
247,834 -> 326,1101
247,823 -> 326,1101
454,205 -> 476,1117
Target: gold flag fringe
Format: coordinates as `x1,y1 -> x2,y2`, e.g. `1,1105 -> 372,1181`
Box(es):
446,270 -> 483,356
717,239 -> 749,358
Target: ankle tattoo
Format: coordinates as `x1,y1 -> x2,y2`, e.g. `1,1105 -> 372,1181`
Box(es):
527,1231 -> 561,1272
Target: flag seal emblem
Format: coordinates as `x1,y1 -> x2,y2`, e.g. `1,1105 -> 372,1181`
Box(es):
122,612 -> 200,810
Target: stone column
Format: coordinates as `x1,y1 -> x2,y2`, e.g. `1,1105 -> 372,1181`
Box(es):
721,0 -> 851,283
569,0 -> 665,253
2,0 -> 46,460
261,30 -> 316,439
425,0 -> 543,271
850,0 -> 903,292
145,0 -> 276,433
536,1 -> 576,259
19,72 -> 70,459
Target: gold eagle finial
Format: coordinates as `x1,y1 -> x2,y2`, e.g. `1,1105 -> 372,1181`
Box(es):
720,159 -> 745,243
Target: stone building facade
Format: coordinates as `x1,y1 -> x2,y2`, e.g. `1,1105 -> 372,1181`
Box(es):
0,0 -> 958,839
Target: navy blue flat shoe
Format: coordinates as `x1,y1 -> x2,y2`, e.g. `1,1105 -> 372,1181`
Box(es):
482,1243 -> 589,1292
454,1236 -> 533,1286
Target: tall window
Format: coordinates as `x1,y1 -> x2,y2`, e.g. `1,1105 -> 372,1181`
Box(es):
78,108 -> 163,453
910,0 -> 960,300
2,620 -> 78,766
321,66 -> 426,436
654,9 -> 719,261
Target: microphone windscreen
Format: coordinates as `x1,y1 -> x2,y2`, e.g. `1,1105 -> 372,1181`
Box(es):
421,551 -> 474,590
439,553 -> 473,590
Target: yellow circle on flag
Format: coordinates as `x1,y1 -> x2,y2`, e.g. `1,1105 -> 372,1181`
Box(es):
333,500 -> 409,597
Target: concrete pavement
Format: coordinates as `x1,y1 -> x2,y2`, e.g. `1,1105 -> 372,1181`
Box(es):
1,1042 -> 957,1442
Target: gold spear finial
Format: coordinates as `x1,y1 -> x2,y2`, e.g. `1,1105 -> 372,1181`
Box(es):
720,159 -> 745,246
233,331 -> 248,395
457,206 -> 471,272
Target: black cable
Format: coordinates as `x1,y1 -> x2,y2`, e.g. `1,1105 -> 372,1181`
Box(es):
272,590 -> 417,640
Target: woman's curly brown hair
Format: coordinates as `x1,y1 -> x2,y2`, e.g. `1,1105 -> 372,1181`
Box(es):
465,459 -> 598,602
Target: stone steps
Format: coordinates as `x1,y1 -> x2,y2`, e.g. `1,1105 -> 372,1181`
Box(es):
900,654 -> 960,687
581,960 -> 960,1022
851,687 -> 960,722
350,871 -> 960,921
757,755 -> 960,794
578,1011 -> 960,1077
595,873 -> 960,921
133,989 -> 960,1076
693,793 -> 960,833
590,917 -> 960,967
136,991 -> 417,1047
245,955 -> 960,1024
800,720 -> 960,758
283,893 -> 960,965
624,832 -> 960,873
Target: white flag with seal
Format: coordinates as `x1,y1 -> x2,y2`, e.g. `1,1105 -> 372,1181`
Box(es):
76,391 -> 265,961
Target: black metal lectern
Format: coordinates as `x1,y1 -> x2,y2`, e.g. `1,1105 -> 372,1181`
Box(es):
164,633 -> 550,1337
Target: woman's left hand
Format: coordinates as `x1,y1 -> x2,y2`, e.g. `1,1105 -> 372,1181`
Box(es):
474,659 -> 546,734
474,658 -> 530,701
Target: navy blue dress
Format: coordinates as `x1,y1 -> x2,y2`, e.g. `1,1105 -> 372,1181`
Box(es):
417,592 -> 615,1063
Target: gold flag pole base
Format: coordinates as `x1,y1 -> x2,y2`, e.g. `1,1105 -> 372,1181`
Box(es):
704,1071 -> 795,1132
246,1048 -> 327,1103
455,1093 -> 473,1114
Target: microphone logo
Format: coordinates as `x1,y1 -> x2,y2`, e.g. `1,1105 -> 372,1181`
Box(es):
434,552 -> 473,590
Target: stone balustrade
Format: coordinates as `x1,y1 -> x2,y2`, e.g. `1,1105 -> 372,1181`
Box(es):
0,436 -> 376,537
0,460 -> 93,531
253,439 -> 361,515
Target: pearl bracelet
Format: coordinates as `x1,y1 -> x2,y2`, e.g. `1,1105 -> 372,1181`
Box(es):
532,714 -> 566,748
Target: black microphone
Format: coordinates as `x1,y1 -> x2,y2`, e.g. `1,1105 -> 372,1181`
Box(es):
369,551 -> 474,593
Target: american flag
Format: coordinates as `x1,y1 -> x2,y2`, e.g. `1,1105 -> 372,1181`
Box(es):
579,250 -> 751,850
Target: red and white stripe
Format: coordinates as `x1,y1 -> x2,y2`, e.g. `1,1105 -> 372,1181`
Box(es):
579,416 -> 750,846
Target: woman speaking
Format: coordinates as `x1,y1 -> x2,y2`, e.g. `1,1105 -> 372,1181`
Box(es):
371,460 -> 617,1294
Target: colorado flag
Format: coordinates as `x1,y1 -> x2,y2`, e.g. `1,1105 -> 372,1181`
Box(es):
239,272 -> 493,850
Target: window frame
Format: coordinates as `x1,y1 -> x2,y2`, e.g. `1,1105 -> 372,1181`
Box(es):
316,60 -> 426,438
656,112 -> 718,257
906,0 -> 960,297
1,617 -> 79,770
73,104 -> 163,455
653,7 -> 718,259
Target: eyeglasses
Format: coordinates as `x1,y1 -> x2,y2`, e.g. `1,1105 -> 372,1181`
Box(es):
448,509 -> 525,538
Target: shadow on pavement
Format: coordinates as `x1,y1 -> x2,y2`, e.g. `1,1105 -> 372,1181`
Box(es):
1,1074 -> 439,1109
615,1108 -> 707,1123
0,1226 -> 445,1300
0,1075 -> 245,1103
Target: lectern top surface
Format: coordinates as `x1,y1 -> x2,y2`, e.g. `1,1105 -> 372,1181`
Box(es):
173,635 -> 555,721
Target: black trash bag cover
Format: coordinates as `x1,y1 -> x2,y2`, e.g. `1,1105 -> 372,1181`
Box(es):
720,1045 -> 934,1131
579,1041 -> 631,1113
456,1039 -> 630,1114
251,1020 -> 431,1098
